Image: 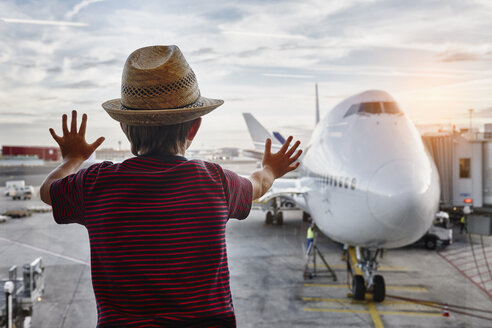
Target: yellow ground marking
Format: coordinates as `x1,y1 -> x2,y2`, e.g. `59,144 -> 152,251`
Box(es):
378,265 -> 409,272
307,263 -> 409,272
348,246 -> 362,276
302,297 -> 421,306
367,302 -> 384,328
304,283 -> 428,292
303,308 -> 442,317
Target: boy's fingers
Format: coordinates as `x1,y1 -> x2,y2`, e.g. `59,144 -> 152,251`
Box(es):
90,136 -> 105,150
286,140 -> 300,157
79,113 -> 87,136
291,149 -> 302,162
71,110 -> 77,133
286,161 -> 300,173
264,138 -> 272,157
279,136 -> 293,153
49,128 -> 61,143
62,114 -> 69,135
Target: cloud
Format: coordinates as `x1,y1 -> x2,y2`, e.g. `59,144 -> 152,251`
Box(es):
65,0 -> 104,19
1,18 -> 88,27
2,0 -> 492,148
438,51 -> 489,62
62,81 -> 100,89
262,73 -> 314,79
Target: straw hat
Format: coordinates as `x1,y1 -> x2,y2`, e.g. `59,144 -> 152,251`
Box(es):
102,45 -> 223,126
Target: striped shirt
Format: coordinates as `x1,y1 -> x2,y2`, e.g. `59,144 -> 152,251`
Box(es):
50,155 -> 252,327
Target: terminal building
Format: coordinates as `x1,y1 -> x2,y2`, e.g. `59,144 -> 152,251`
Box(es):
2,146 -> 60,161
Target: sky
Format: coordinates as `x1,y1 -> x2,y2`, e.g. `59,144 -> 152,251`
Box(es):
1,0 -> 492,150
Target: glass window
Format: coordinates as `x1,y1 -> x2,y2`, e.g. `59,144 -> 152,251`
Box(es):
459,158 -> 471,178
358,102 -> 382,114
351,178 -> 357,190
382,102 -> 401,114
344,177 -> 349,188
339,177 -> 343,187
344,104 -> 360,118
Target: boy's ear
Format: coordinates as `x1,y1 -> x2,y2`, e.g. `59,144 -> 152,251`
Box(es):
187,118 -> 202,141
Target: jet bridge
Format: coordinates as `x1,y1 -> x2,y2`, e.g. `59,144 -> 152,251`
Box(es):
423,127 -> 492,235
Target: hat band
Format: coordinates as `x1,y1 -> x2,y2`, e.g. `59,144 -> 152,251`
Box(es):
121,71 -> 197,99
120,94 -> 204,111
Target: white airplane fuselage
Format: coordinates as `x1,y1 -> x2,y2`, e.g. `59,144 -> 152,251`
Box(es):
299,90 -> 440,249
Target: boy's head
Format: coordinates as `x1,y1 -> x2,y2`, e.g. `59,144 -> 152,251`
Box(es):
102,45 -> 222,153
121,118 -> 200,156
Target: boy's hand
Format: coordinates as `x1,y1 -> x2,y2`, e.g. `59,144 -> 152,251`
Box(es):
262,136 -> 302,178
49,110 -> 105,161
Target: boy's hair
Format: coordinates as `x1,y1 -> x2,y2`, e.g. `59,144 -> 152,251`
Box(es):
122,119 -> 196,156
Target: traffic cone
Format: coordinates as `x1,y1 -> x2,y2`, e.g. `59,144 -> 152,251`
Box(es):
442,303 -> 450,317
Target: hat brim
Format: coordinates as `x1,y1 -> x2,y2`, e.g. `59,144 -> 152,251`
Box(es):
102,96 -> 223,126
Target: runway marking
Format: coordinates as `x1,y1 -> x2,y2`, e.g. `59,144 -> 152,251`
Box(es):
302,297 -> 424,306
303,307 -> 442,317
0,236 -> 90,266
308,264 -> 409,272
368,302 -> 384,328
304,283 -> 428,292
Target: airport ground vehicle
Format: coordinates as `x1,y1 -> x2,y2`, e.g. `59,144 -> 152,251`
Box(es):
417,211 -> 453,250
9,186 -> 34,200
1,258 -> 44,328
4,180 -> 34,200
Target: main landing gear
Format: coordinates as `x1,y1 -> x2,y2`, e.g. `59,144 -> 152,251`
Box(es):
264,198 -> 284,225
347,246 -> 386,302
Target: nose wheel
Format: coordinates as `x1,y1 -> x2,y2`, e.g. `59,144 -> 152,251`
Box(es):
352,274 -> 366,300
372,275 -> 385,302
347,246 -> 386,302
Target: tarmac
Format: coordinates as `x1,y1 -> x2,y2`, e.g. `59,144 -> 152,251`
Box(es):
1,162 -> 492,327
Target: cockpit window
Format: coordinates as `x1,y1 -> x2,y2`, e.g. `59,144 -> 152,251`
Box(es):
343,104 -> 359,118
382,102 -> 401,114
344,101 -> 402,118
358,102 -> 382,114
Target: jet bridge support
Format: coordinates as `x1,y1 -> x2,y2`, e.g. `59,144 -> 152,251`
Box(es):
303,229 -> 337,281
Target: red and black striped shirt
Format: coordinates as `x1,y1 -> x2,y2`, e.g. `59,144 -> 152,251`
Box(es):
50,155 -> 252,327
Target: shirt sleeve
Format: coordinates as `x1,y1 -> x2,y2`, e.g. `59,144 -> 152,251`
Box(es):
50,168 -> 87,225
222,168 -> 253,220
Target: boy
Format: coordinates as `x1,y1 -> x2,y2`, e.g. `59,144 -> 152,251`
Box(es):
40,45 -> 301,327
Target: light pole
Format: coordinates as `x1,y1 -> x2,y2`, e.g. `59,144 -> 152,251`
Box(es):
469,108 -> 474,134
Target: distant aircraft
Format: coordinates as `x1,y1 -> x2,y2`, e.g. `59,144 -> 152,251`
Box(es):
243,89 -> 440,302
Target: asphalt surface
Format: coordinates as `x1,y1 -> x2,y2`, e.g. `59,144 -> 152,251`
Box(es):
1,162 -> 492,327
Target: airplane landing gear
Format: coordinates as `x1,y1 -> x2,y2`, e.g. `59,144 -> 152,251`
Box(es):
352,274 -> 366,300
264,198 -> 284,225
372,274 -> 385,302
347,246 -> 386,302
264,211 -> 283,225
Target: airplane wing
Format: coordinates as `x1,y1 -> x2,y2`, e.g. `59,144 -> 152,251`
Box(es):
253,177 -> 309,213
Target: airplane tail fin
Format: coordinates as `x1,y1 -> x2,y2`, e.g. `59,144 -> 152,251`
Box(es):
242,113 -> 282,152
272,131 -> 286,144
315,83 -> 320,125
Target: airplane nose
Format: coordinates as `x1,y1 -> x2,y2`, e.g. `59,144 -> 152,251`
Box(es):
367,160 -> 434,232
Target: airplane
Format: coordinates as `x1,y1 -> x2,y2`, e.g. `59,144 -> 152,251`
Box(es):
243,89 -> 440,302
